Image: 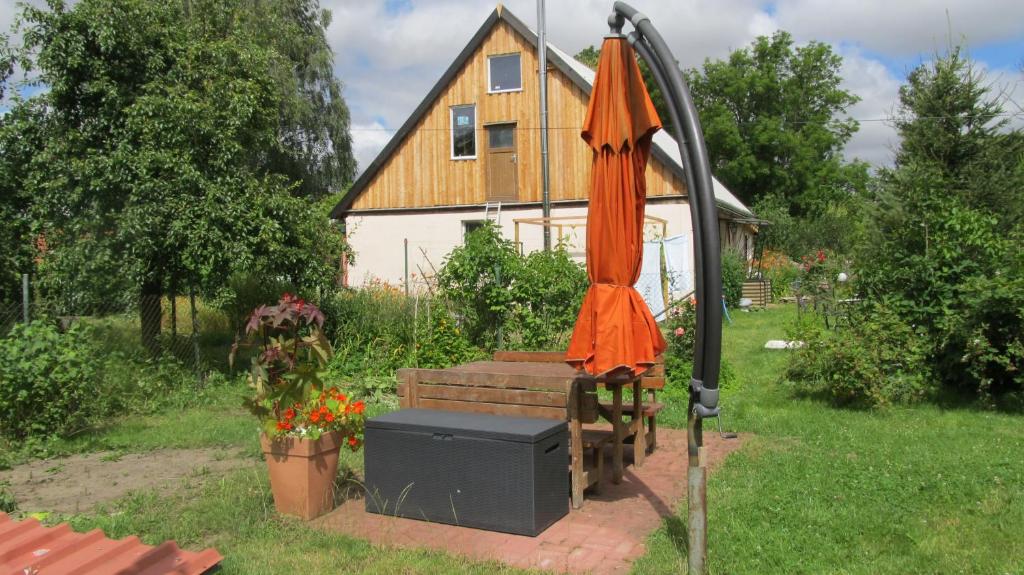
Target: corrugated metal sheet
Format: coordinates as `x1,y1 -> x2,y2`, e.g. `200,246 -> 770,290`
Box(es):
0,512 -> 222,575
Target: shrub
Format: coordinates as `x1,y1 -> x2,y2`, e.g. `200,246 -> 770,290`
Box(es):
662,299 -> 737,396
321,282 -> 416,377
0,481 -> 16,513
753,249 -> 800,301
937,270 -> 1024,402
213,272 -> 296,334
721,248 -> 746,307
504,247 -> 587,350
438,223 -> 587,350
785,301 -> 933,407
413,305 -> 482,369
0,321 -> 98,439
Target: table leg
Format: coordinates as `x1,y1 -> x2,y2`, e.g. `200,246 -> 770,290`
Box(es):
612,384 -> 623,484
569,383 -> 584,509
633,379 -> 645,468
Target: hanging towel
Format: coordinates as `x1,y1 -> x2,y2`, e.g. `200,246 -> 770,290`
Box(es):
663,233 -> 694,298
634,241 -> 665,320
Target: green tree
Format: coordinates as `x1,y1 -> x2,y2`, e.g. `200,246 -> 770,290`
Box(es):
0,35 -> 37,303
855,46 -> 1023,401
686,32 -> 864,213
228,0 -> 357,198
10,0 -> 346,351
892,46 -> 1023,231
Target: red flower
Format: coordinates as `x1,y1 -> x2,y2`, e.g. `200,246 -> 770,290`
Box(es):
337,393 -> 348,403
310,411 -> 320,423
348,436 -> 359,449
816,250 -> 826,263
325,412 -> 335,422
276,420 -> 288,431
283,408 -> 296,420
352,401 -> 365,415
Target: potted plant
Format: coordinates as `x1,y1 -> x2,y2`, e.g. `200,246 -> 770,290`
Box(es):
232,294 -> 366,520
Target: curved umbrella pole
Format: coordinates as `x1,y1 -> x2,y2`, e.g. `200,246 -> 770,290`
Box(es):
608,4 -> 723,573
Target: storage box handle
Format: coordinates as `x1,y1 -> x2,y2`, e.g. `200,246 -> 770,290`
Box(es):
544,442 -> 560,454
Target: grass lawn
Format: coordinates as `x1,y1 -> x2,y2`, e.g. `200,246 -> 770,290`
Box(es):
636,306 -> 1024,574
6,305 -> 1022,574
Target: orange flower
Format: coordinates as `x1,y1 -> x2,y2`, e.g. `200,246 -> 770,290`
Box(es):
338,393 -> 348,403
325,412 -> 335,422
310,411 -> 320,423
283,408 -> 295,420
352,401 -> 365,415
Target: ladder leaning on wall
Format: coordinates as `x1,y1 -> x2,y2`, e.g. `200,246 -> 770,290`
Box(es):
484,201 -> 502,224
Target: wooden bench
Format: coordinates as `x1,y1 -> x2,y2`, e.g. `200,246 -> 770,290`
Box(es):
396,360 -> 600,509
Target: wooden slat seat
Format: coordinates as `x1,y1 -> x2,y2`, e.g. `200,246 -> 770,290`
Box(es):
580,430 -> 614,494
598,401 -> 664,418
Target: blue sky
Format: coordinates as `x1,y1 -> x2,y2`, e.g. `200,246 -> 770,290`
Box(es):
4,0 -> 1022,170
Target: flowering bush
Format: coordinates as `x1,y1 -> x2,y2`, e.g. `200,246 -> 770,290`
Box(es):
273,387 -> 366,447
662,298 -> 737,394
231,294 -> 366,442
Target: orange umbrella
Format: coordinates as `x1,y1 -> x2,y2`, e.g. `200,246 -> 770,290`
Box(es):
566,37 -> 667,377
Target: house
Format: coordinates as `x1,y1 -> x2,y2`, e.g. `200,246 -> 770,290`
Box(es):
331,4 -> 760,291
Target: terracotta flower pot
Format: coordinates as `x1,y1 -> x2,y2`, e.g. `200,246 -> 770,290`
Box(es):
261,430 -> 343,520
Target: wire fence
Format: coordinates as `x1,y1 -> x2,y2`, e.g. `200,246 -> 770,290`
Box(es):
2,277 -> 236,377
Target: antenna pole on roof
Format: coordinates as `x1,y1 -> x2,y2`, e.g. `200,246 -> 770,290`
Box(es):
537,0 -> 552,251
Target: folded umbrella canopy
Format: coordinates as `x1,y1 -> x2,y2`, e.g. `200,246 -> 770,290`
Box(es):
566,36 -> 667,377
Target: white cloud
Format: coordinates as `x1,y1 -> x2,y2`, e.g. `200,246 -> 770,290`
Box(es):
838,49 -> 903,166
772,0 -> 1024,56
351,120 -> 396,174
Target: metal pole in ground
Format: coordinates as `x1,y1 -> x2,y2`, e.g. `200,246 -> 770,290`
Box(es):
537,0 -> 552,251
404,239 -> 410,296
21,273 -> 29,323
608,4 -> 725,573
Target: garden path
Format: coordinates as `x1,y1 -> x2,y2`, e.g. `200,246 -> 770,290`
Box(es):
0,447 -> 257,515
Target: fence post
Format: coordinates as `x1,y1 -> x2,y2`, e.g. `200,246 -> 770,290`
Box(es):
190,284 -> 202,381
21,274 -> 29,323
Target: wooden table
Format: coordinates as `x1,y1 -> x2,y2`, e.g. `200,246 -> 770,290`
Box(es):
397,359 -> 642,508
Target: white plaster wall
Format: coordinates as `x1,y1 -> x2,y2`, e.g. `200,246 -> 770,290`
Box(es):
344,201 -> 699,291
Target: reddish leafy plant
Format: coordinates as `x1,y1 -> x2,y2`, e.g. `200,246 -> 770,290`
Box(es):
231,294 -> 364,441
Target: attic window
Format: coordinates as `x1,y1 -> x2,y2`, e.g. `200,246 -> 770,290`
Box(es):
488,53 -> 522,93
451,105 -> 476,159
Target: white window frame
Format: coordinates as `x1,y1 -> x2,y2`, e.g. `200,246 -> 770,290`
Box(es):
487,53 -> 523,94
450,104 -> 477,160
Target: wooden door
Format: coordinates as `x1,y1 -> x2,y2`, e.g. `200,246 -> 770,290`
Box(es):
486,123 -> 518,201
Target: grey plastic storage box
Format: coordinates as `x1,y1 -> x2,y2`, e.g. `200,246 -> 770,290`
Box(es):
364,408 -> 568,536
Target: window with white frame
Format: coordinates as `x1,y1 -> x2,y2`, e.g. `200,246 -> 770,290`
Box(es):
450,105 -> 476,159
488,53 -> 522,93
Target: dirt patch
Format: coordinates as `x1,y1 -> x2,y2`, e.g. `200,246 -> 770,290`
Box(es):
0,447 -> 258,515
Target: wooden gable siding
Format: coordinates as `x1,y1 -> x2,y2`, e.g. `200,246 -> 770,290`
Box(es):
352,21 -> 683,211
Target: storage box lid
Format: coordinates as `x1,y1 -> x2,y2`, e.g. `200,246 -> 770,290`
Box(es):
367,409 -> 566,443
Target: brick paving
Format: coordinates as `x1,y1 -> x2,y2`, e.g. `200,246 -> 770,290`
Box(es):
313,427 -> 747,574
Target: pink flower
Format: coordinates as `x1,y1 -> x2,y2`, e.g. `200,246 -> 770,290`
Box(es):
674,327 -> 685,337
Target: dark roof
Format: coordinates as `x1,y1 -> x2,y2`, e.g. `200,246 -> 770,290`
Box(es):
331,5 -> 755,220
